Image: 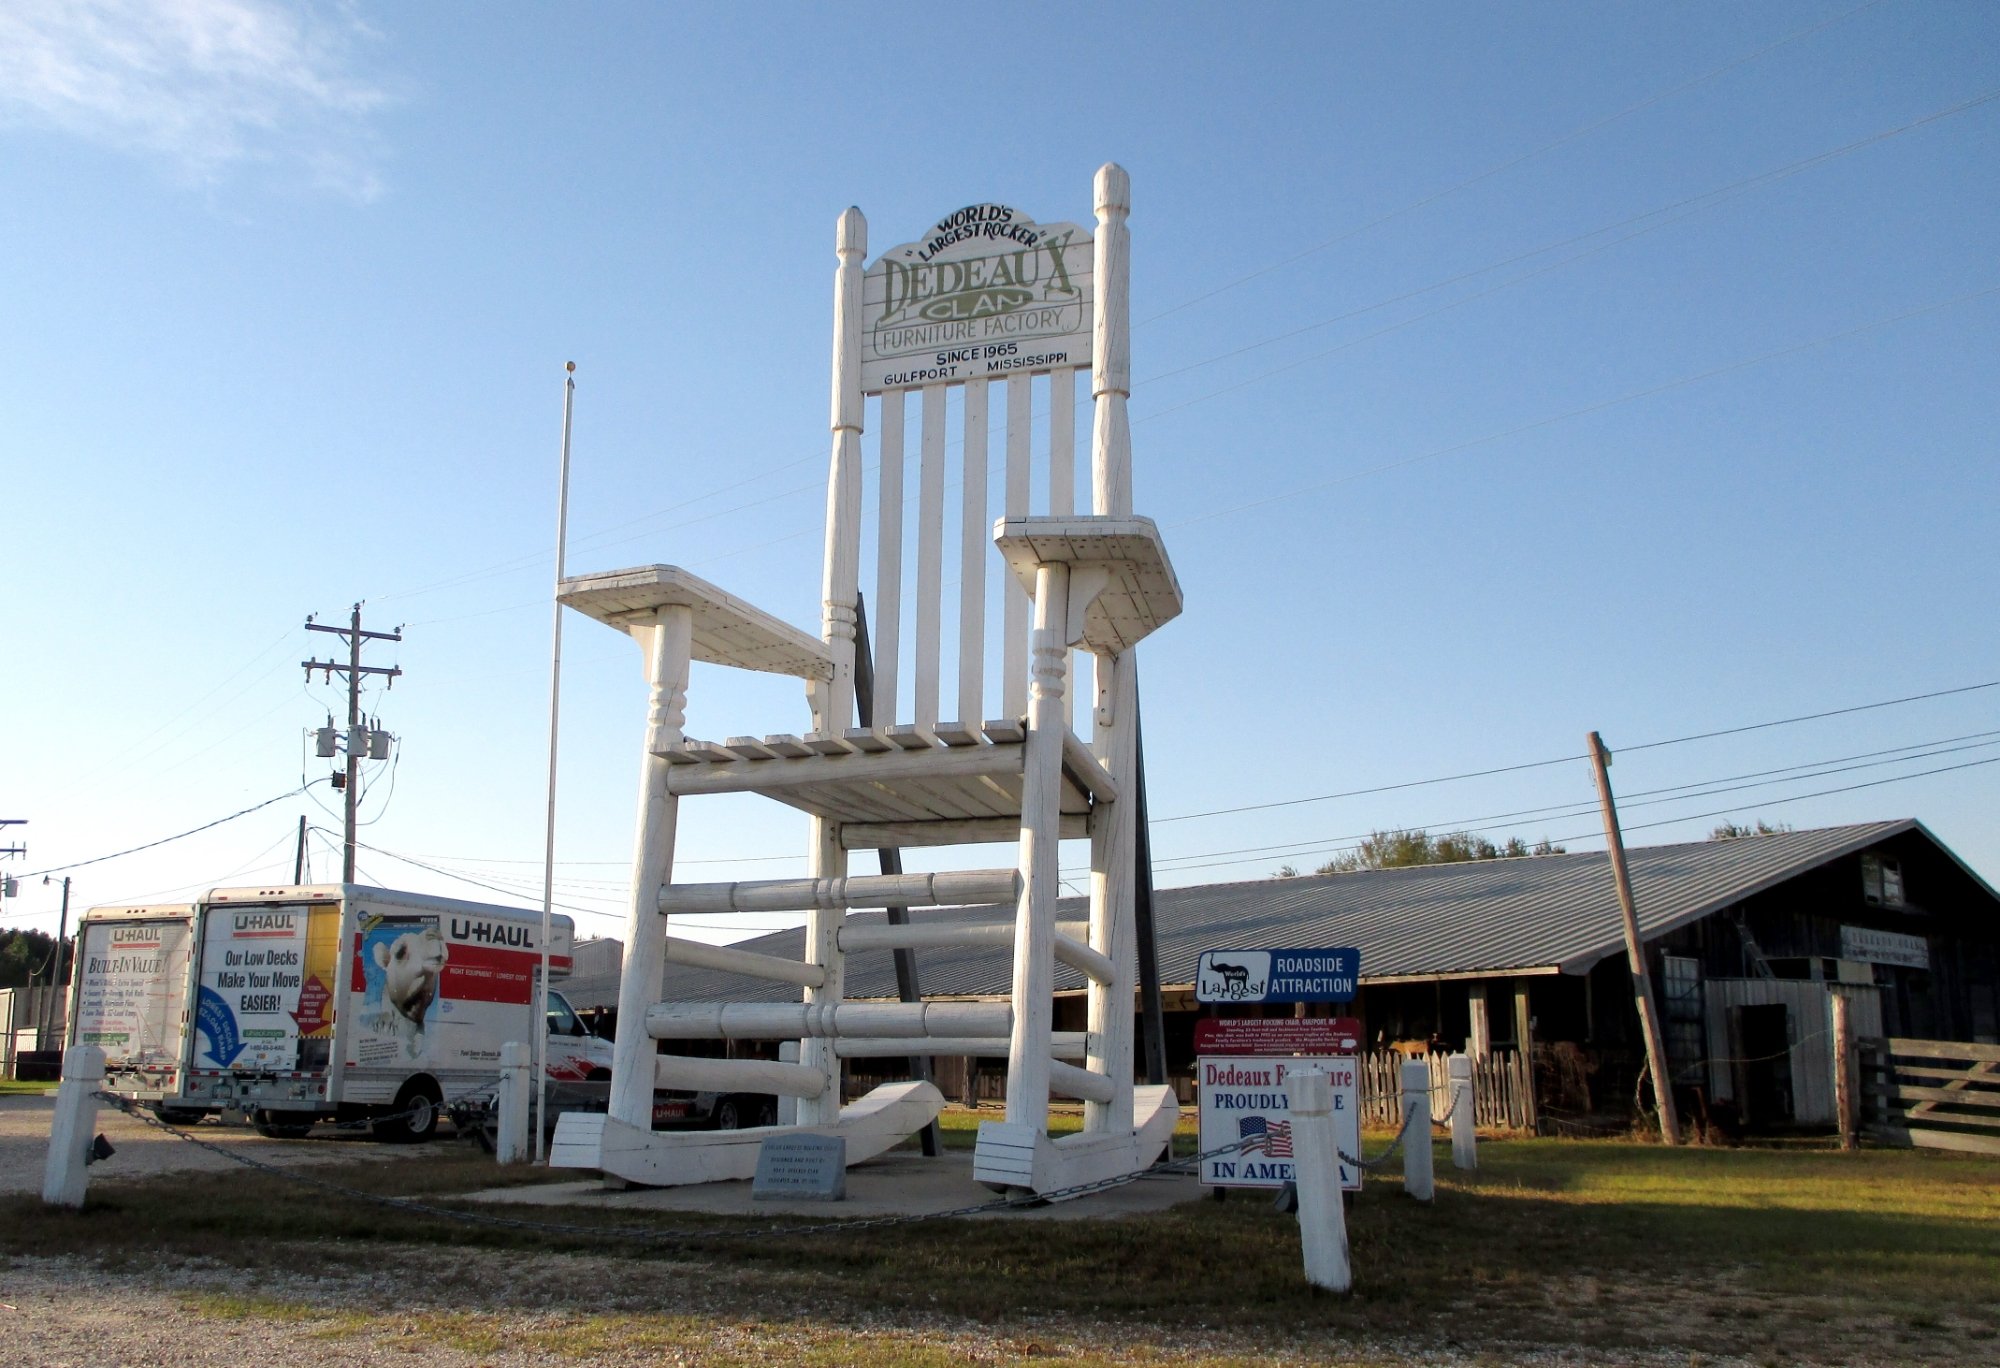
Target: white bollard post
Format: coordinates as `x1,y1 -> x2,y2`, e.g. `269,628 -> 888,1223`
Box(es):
777,1041 -> 800,1126
495,1041 -> 531,1164
42,1045 -> 106,1208
1449,1053 -> 1477,1171
1400,1058 -> 1434,1203
1284,1065 -> 1352,1293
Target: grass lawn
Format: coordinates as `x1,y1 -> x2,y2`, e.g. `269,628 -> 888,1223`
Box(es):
5,1126 -> 1996,1365
0,1078 -> 55,1095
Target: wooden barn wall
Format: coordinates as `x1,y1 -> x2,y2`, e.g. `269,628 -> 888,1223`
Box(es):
1702,979 -> 1882,1124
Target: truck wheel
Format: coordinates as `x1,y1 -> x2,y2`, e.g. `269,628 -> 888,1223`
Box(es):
154,1106 -> 208,1127
375,1079 -> 444,1144
253,1109 -> 314,1139
715,1098 -> 742,1130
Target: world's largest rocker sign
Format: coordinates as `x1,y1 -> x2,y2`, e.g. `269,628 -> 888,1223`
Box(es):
859,203 -> 1094,393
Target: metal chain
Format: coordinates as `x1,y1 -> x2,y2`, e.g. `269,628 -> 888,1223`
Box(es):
1337,1105 -> 1418,1171
93,1092 -> 1266,1244
120,1076 -> 504,1137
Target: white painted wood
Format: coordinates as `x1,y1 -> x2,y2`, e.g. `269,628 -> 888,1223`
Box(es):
1085,650 -> 1136,1135
973,1085 -> 1178,1195
656,1053 -> 829,1099
1285,1066 -> 1353,1293
778,1040 -> 800,1126
666,737 -> 1023,798
574,1080 -> 945,1186
609,605 -> 692,1134
1005,560 -> 1068,1128
840,814 -> 1089,848
1049,1058 -> 1116,1105
1002,373 -> 1032,717
799,808 -> 843,1126
41,1045 -> 105,1208
1401,1059 -> 1434,1201
873,389 -> 905,723
913,383 -> 946,729
646,1000 -> 1010,1041
495,1040 -> 531,1165
663,935 -> 826,988
821,205 -> 868,736
837,1035 -> 1087,1060
1060,727 -> 1119,802
662,869 -> 1018,915
1049,369 -> 1076,515
839,918 -> 1089,953
559,565 -> 832,681
1449,1052 -> 1478,1170
1056,929 -> 1116,987
992,516 -> 1182,656
1048,369 -> 1078,731
958,377 -> 988,726
1092,164 -> 1132,519
548,1109 -> 605,1169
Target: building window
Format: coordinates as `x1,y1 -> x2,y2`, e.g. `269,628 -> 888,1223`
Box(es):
1861,853 -> 1905,906
1661,955 -> 1704,1080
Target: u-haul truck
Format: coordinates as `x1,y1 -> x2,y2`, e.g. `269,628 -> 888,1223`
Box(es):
68,884 -> 611,1141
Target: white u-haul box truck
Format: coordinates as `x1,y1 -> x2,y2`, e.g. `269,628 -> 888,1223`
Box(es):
68,884 -> 611,1141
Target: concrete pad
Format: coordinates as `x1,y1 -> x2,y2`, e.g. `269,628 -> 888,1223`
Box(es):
459,1146 -> 1205,1221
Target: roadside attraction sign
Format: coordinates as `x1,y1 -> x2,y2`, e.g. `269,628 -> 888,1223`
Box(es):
1194,947 -> 1359,1004
1197,946 -> 1363,1192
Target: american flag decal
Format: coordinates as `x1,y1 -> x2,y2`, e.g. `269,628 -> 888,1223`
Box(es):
1237,1116 -> 1294,1159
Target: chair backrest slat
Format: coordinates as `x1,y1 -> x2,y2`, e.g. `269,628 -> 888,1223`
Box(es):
956,378 -> 990,728
871,390 -> 905,726
912,383 -> 948,730
1001,374 -> 1034,719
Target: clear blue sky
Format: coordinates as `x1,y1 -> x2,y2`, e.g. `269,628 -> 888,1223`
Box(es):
3,1 -> 1995,947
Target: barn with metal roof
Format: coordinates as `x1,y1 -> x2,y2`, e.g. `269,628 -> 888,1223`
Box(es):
568,819 -> 1999,1130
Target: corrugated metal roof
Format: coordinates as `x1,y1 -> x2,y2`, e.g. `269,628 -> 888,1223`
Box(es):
635,819 -> 1921,1006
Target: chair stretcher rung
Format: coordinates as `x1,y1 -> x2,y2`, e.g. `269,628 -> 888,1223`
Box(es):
646,1001 -> 1011,1041
660,868 -> 1020,915
663,935 -> 823,988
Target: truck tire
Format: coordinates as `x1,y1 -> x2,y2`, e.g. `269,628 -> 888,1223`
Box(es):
253,1109 -> 314,1139
715,1097 -> 742,1130
153,1106 -> 208,1127
374,1078 -> 444,1144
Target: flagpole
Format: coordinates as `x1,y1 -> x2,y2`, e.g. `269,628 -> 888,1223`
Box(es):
535,361 -> 577,1164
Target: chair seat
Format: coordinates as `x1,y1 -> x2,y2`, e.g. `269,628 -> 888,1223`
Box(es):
658,720 -> 1109,838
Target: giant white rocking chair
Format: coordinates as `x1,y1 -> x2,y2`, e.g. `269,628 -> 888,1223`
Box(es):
552,164 -> 1182,1194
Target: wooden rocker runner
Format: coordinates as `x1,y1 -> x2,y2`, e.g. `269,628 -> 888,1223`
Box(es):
553,164 -> 1183,1194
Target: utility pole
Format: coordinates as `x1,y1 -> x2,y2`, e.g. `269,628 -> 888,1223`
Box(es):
40,877 -> 70,1052
305,605 -> 402,883
1587,731 -> 1682,1145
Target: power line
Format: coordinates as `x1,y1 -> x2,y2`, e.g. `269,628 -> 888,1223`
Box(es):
1154,755 -> 2000,879
1621,681 -> 2000,753
24,784 -> 319,879
1153,678 -> 1999,824
1146,733 -> 2000,874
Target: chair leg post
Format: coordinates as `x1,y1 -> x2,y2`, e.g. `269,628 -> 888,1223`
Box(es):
1085,648 -> 1138,1135
1007,562 -> 1069,1131
798,815 -> 846,1126
608,606 -> 693,1135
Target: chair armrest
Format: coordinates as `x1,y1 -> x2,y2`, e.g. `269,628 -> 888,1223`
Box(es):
558,564 -> 833,681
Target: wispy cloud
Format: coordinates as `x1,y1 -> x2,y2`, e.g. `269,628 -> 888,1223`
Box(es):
0,0 -> 395,201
